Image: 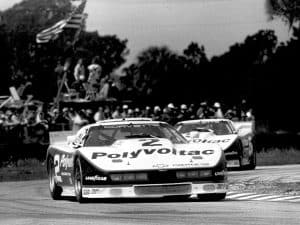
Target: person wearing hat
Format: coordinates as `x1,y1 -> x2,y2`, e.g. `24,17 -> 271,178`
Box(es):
153,106 -> 162,121
214,102 -> 224,118
134,108 -> 141,117
86,56 -> 102,101
177,104 -> 189,121
121,104 -> 129,118
166,103 -> 177,125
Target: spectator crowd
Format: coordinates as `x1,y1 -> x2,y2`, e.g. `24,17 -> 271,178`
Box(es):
12,55 -> 122,103
0,100 -> 254,146
2,55 -> 254,146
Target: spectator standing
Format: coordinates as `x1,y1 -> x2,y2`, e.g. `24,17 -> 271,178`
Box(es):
85,109 -> 95,124
161,107 -> 172,124
73,58 -> 85,81
112,106 -> 122,119
213,102 -> 224,118
54,60 -> 64,91
104,106 -> 111,119
152,106 -> 161,121
142,106 -> 152,118
94,107 -> 105,122
134,108 -> 141,117
72,110 -> 89,131
97,76 -> 110,100
121,104 -> 129,118
177,104 -> 189,121
86,56 -> 102,100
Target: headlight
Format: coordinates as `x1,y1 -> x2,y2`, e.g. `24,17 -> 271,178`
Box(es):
176,170 -> 212,179
110,173 -> 148,182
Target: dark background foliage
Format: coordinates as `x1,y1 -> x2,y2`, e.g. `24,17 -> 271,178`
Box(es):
0,0 -> 299,132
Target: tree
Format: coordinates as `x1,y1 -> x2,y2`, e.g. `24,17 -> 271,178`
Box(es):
183,42 -> 208,65
124,46 -> 185,103
266,0 -> 300,27
76,32 -> 129,76
0,0 -> 129,100
0,25 -> 12,94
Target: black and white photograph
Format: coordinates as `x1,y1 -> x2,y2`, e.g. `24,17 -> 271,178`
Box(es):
0,0 -> 299,224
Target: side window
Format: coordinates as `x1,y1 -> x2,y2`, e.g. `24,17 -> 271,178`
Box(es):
74,127 -> 89,147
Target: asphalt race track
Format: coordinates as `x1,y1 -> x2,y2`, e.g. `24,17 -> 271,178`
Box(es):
0,165 -> 300,225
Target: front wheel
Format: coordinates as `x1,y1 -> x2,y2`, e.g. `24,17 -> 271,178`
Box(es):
48,158 -> 62,200
74,158 -> 86,203
197,193 -> 226,201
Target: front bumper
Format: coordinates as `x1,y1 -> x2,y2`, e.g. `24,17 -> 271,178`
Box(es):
82,182 -> 228,198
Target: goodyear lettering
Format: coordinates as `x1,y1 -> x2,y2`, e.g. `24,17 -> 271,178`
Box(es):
85,175 -> 107,181
92,149 -> 214,159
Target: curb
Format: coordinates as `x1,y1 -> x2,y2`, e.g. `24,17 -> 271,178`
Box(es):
226,191 -> 300,203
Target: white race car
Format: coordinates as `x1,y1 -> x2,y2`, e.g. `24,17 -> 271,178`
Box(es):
174,119 -> 256,170
46,118 -> 227,203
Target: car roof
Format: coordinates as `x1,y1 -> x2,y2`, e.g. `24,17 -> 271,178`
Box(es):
85,118 -> 167,129
176,118 -> 232,125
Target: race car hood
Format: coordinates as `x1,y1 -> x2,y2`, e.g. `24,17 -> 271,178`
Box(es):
77,138 -> 222,172
182,131 -> 238,151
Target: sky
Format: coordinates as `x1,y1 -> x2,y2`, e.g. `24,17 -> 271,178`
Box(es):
1,0 -> 292,65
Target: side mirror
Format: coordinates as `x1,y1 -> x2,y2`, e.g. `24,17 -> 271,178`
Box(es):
67,135 -> 81,148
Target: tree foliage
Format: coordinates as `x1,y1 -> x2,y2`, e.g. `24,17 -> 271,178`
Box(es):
0,0 -> 129,99
266,0 -> 300,27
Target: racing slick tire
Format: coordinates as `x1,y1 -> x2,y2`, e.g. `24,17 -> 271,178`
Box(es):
48,158 -> 62,200
74,157 -> 87,203
197,193 -> 226,201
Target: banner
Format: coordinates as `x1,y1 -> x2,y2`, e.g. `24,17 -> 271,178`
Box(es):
36,0 -> 87,43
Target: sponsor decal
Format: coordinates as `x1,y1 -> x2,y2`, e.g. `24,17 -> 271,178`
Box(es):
83,189 -> 90,195
112,159 -> 123,163
85,175 -> 108,181
152,164 -> 169,169
92,149 -> 214,159
192,139 -> 231,144
192,156 -> 203,160
172,163 -> 205,167
60,154 -> 73,169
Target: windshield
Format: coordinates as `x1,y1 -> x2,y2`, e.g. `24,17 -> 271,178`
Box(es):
84,123 -> 187,147
177,121 -> 234,135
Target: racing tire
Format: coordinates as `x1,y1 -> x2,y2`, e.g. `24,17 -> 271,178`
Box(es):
197,193 -> 226,201
48,158 -> 62,200
74,158 -> 87,203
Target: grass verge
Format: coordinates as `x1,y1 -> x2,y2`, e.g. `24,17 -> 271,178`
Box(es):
257,148 -> 300,166
0,159 -> 47,182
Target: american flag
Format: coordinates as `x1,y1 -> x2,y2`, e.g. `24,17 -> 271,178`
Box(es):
36,0 -> 87,43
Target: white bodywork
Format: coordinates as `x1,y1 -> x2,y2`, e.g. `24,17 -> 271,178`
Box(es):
48,119 -> 227,199
176,119 -> 255,168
